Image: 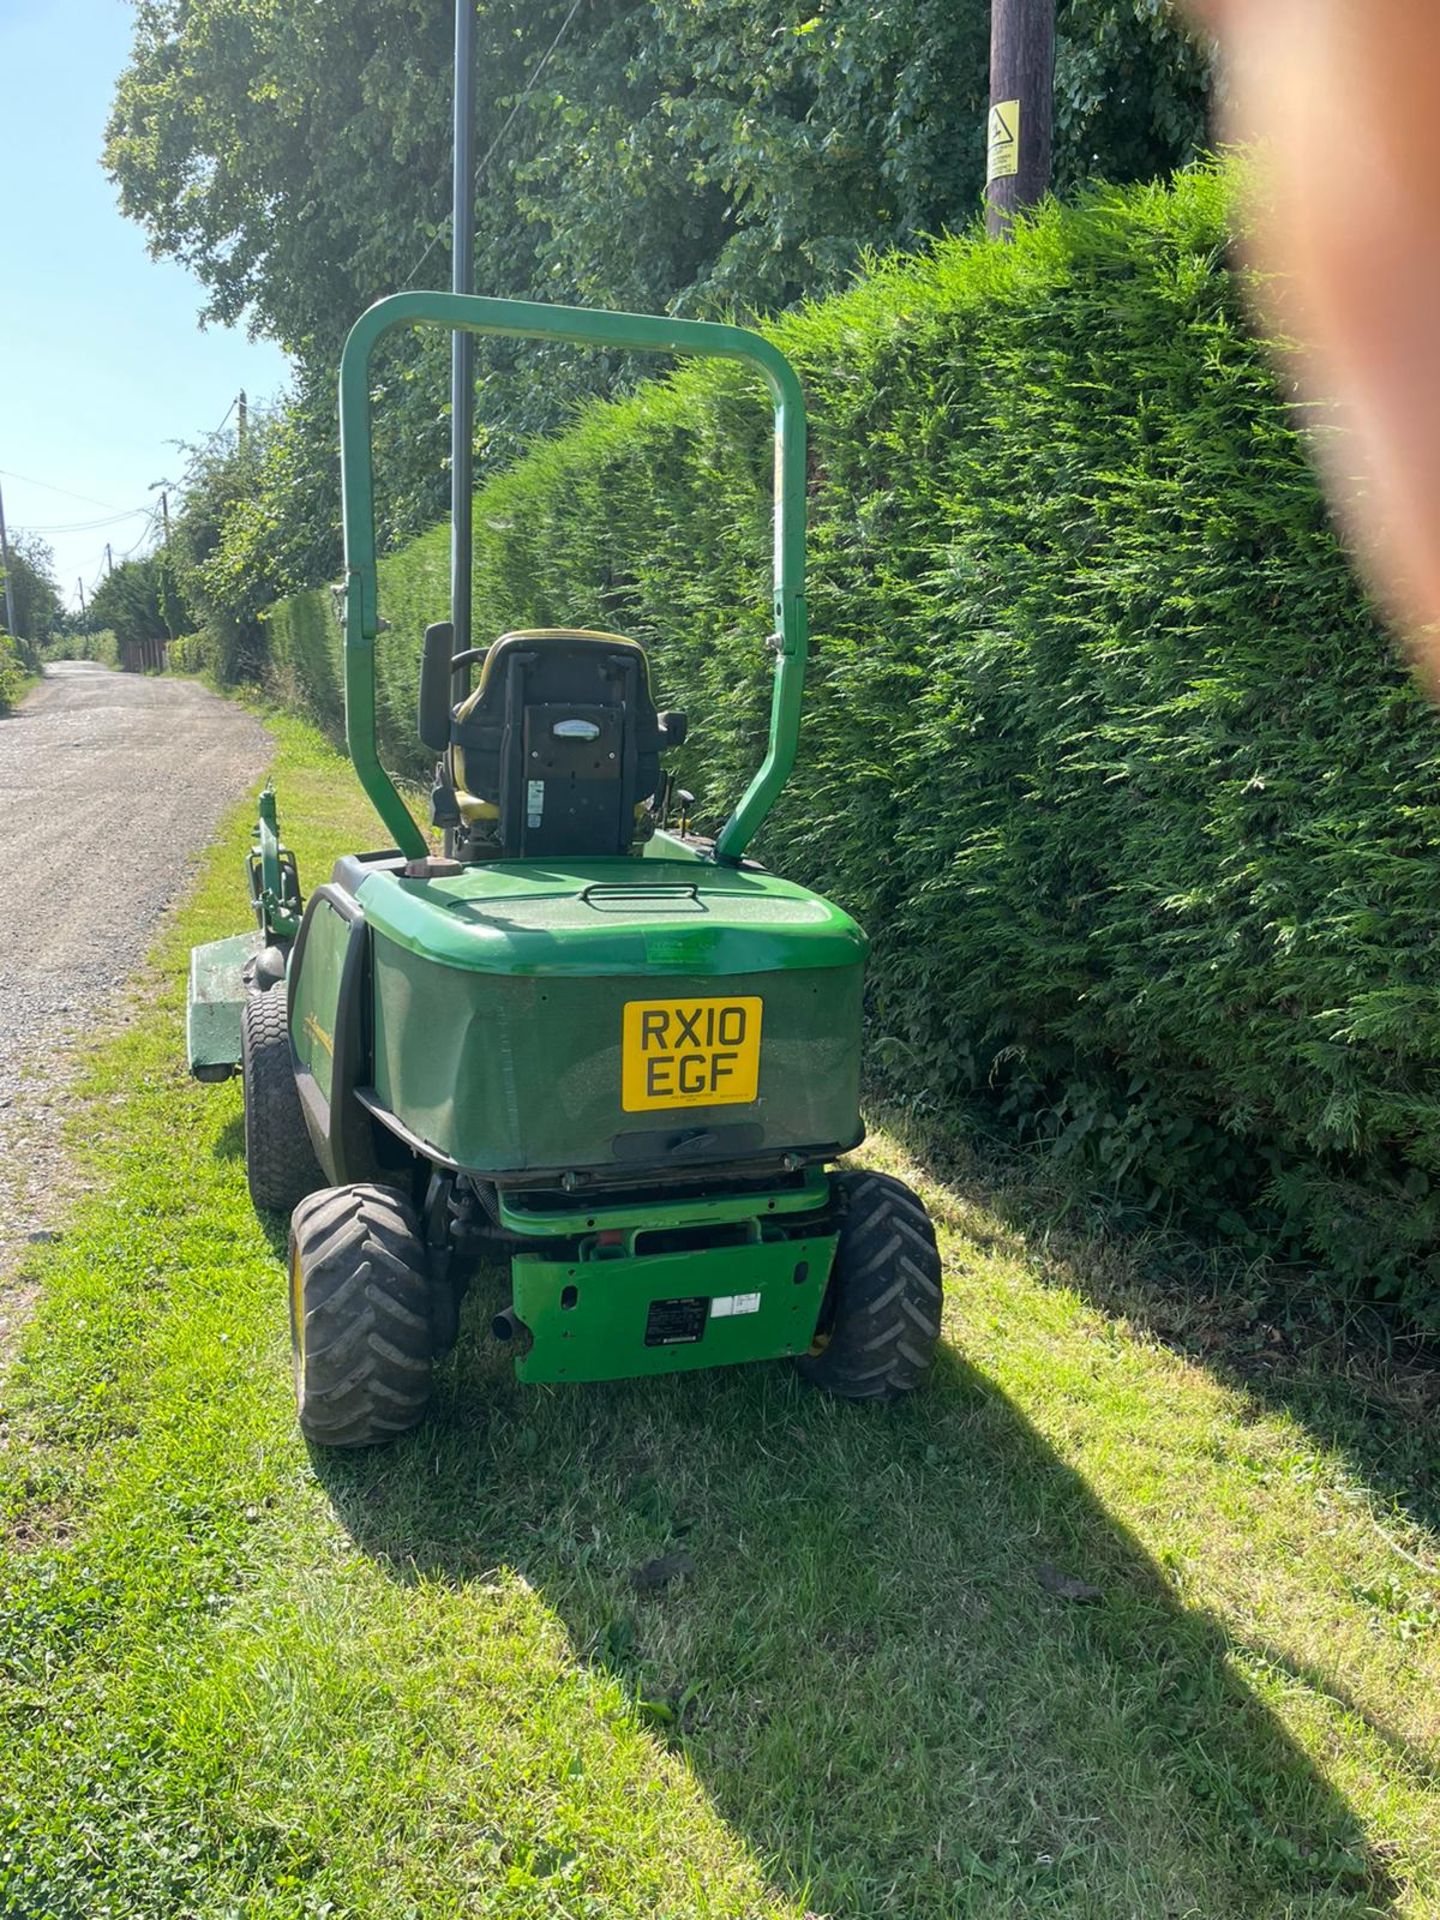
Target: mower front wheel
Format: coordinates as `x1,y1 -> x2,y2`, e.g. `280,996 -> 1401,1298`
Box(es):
797,1170 -> 943,1401
241,989 -> 324,1213
288,1184 -> 435,1448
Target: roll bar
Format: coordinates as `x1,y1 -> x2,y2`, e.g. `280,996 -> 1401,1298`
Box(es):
338,291 -> 808,864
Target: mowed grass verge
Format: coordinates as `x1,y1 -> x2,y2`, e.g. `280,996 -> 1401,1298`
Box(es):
0,706 -> 1436,1919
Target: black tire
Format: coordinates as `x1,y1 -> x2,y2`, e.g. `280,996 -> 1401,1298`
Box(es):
796,1170 -> 943,1401
288,1183 -> 435,1447
241,989 -> 324,1213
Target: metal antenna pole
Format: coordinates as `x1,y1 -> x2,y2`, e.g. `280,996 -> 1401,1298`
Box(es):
450,0 -> 477,675
0,477 -> 18,643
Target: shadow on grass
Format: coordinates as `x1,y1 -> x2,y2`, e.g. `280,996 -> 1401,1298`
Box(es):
316,1310 -> 1398,1917
879,1102 -> 1440,1547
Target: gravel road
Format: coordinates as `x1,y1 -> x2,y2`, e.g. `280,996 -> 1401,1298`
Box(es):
0,663 -> 271,1357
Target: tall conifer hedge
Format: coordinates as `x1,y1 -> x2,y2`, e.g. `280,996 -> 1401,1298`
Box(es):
265,169 -> 1440,1321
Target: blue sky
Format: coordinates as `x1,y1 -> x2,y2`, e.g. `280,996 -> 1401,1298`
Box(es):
0,0 -> 290,608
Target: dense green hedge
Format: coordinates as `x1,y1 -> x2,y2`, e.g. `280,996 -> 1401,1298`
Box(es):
264,168 -> 1440,1323
54,628 -> 120,670
0,636 -> 25,712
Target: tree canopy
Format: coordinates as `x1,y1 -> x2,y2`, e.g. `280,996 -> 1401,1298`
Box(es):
0,532 -> 64,663
105,0 -> 1214,662
109,0 -> 1211,352
87,555 -> 171,655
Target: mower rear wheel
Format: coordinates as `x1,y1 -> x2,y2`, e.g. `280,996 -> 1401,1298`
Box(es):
288,1183 -> 435,1447
796,1170 -> 942,1401
241,989 -> 324,1213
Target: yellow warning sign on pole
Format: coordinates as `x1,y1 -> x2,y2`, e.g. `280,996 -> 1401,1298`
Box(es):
987,99 -> 1020,182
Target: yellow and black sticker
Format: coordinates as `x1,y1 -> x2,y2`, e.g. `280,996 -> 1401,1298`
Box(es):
987,98 -> 1020,181
622,996 -> 762,1111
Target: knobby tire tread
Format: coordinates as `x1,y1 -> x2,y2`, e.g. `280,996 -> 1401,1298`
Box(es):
797,1170 -> 942,1401
242,988 -> 324,1213
289,1183 -> 434,1447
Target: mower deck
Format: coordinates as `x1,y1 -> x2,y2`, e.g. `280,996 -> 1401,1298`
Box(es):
186,930 -> 260,1081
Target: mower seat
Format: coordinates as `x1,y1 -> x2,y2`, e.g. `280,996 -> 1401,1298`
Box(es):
446,628 -> 679,858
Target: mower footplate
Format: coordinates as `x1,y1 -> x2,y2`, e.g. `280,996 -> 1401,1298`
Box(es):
510,1234 -> 837,1384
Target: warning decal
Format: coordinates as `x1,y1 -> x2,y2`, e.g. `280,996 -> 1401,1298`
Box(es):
987,99 -> 1020,182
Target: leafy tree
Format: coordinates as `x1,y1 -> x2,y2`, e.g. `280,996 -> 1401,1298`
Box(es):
165,418 -> 282,679
109,0 -> 1211,348
107,0 -> 541,357
109,0 -> 1214,606
0,636 -> 24,710
0,532 -> 64,664
88,556 -> 170,654
1055,0 -> 1215,189
39,603 -> 93,652
156,396 -> 344,677
519,0 -> 1211,315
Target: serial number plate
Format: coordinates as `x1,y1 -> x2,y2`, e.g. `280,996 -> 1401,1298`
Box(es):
621,996 -> 762,1111
644,1296 -> 710,1346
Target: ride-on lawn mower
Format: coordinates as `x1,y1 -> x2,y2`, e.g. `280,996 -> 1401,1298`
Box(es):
186,293 -> 942,1446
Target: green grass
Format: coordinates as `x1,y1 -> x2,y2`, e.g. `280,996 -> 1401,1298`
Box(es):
1,708 -> 1436,1918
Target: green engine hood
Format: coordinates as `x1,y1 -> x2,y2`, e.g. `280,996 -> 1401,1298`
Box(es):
355,853 -> 866,979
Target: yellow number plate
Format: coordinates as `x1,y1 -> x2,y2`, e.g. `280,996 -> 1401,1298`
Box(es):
621,996 -> 763,1111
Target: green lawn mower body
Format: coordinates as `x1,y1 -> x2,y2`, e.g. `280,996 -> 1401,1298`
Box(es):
187,293 -> 941,1444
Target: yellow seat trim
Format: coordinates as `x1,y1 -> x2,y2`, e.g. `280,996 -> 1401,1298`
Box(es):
451,629 -> 651,821
453,788 -> 500,825
463,628 -> 653,709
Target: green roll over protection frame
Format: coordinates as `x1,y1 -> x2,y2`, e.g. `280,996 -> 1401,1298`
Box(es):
338,292 -> 809,865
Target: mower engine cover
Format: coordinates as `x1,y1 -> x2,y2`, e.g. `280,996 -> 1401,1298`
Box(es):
287,834 -> 866,1178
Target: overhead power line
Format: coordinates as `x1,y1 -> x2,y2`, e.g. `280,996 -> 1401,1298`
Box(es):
4,386 -> 249,577
15,507 -> 149,536
115,507 -> 164,563
197,395 -> 238,452
0,467 -> 129,513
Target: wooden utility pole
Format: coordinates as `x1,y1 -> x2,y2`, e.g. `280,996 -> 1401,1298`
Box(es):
237,389 -> 248,452
104,543 -> 113,575
77,577 -> 87,627
157,491 -> 175,642
0,476 -> 17,642
986,0 -> 1055,237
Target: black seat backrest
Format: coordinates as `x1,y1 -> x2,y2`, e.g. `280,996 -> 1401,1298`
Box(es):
449,629 -> 664,858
